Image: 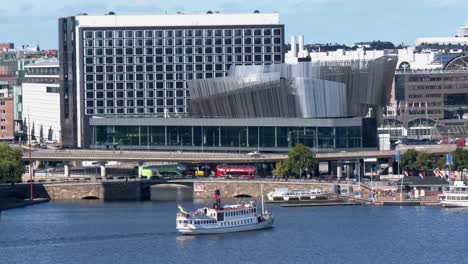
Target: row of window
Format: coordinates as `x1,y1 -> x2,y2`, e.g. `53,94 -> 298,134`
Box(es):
87,107 -> 184,115
26,67 -> 59,75
84,37 -> 282,48
85,82 -> 189,90
408,84 -> 468,90
86,63 -> 235,74
84,28 -> 282,39
408,76 -> 468,82
221,218 -> 254,227
86,98 -> 185,108
225,208 -> 255,217
178,219 -> 217,225
407,110 -> 442,115
408,94 -> 442,99
84,46 -> 282,56
407,102 -> 442,107
86,90 -> 187,98
24,78 -> 59,84
84,54 -> 282,65
84,71 -> 236,82
86,64 -> 234,74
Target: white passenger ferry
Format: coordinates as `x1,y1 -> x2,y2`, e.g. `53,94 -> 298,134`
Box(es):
176,189 -> 273,235
267,188 -> 323,201
439,181 -> 468,207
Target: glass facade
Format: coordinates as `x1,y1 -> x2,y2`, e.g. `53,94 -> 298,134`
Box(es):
91,125 -> 363,151
81,26 -> 284,116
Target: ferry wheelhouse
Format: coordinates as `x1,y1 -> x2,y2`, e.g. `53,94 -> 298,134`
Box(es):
176,190 -> 273,235
267,188 -> 323,201
439,181 -> 468,207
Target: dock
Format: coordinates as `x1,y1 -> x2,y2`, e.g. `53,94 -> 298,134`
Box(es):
279,199 -> 362,207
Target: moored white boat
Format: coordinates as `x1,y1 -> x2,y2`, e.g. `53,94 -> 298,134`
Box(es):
176,189 -> 273,235
439,181 -> 468,207
267,188 -> 324,201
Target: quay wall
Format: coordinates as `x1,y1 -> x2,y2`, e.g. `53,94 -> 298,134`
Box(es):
192,181 -> 353,199
0,182 -> 142,201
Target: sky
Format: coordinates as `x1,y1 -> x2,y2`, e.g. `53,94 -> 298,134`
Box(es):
1,0 -> 468,49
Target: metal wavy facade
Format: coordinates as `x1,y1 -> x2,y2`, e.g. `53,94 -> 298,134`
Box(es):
188,57 -> 397,119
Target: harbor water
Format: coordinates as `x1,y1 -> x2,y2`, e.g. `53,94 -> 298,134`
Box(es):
0,201 -> 467,264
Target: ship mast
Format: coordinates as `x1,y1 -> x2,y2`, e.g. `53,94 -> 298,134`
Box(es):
261,184 -> 265,215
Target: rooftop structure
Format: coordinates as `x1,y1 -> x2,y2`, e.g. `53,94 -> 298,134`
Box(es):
188,59 -> 397,120
416,22 -> 468,46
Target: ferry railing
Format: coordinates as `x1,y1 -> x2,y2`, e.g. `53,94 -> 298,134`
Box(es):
442,190 -> 468,194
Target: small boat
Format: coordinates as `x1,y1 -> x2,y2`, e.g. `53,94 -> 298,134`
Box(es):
267,188 -> 324,201
176,188 -> 273,235
439,181 -> 468,207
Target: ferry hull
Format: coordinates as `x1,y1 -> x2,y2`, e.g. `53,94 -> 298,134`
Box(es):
441,201 -> 468,207
178,220 -> 273,235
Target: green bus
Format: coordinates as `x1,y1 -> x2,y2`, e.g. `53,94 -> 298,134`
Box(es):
141,164 -> 186,179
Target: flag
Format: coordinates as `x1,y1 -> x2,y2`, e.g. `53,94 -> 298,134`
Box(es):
395,151 -> 401,163
441,171 -> 446,178
419,171 -> 425,179
178,205 -> 189,216
450,172 -> 456,180
404,171 -> 409,177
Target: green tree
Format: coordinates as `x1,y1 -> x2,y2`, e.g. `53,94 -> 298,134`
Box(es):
414,151 -> 434,171
399,149 -> 418,171
0,143 -> 24,183
272,160 -> 289,178
452,148 -> 468,171
437,148 -> 468,171
287,144 -> 317,178
400,149 -> 435,173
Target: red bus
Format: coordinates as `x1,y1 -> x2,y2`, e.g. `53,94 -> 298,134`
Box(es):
215,164 -> 255,179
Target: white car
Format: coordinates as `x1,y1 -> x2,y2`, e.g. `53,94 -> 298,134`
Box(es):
247,151 -> 262,158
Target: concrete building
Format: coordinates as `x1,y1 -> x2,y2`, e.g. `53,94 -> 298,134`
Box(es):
0,88 -> 14,141
382,64 -> 468,140
22,58 -> 61,142
58,12 -> 285,148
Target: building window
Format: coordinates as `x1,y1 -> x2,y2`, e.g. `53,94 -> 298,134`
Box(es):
46,87 -> 60,93
0,125 -> 5,130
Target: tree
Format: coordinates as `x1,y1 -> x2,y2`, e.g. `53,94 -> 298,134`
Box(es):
287,144 -> 317,178
399,149 -> 418,171
437,148 -> 468,171
0,143 -> 24,183
272,160 -> 289,178
452,148 -> 468,171
414,151 -> 434,171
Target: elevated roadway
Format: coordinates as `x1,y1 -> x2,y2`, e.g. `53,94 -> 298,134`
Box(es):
21,145 -> 462,163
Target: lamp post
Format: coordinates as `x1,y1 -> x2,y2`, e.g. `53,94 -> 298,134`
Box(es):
395,150 -> 402,201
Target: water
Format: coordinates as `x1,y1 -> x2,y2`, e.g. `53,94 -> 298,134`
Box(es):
1,201 -> 467,264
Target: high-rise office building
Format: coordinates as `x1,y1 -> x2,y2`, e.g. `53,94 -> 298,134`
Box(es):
59,12 -> 284,148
